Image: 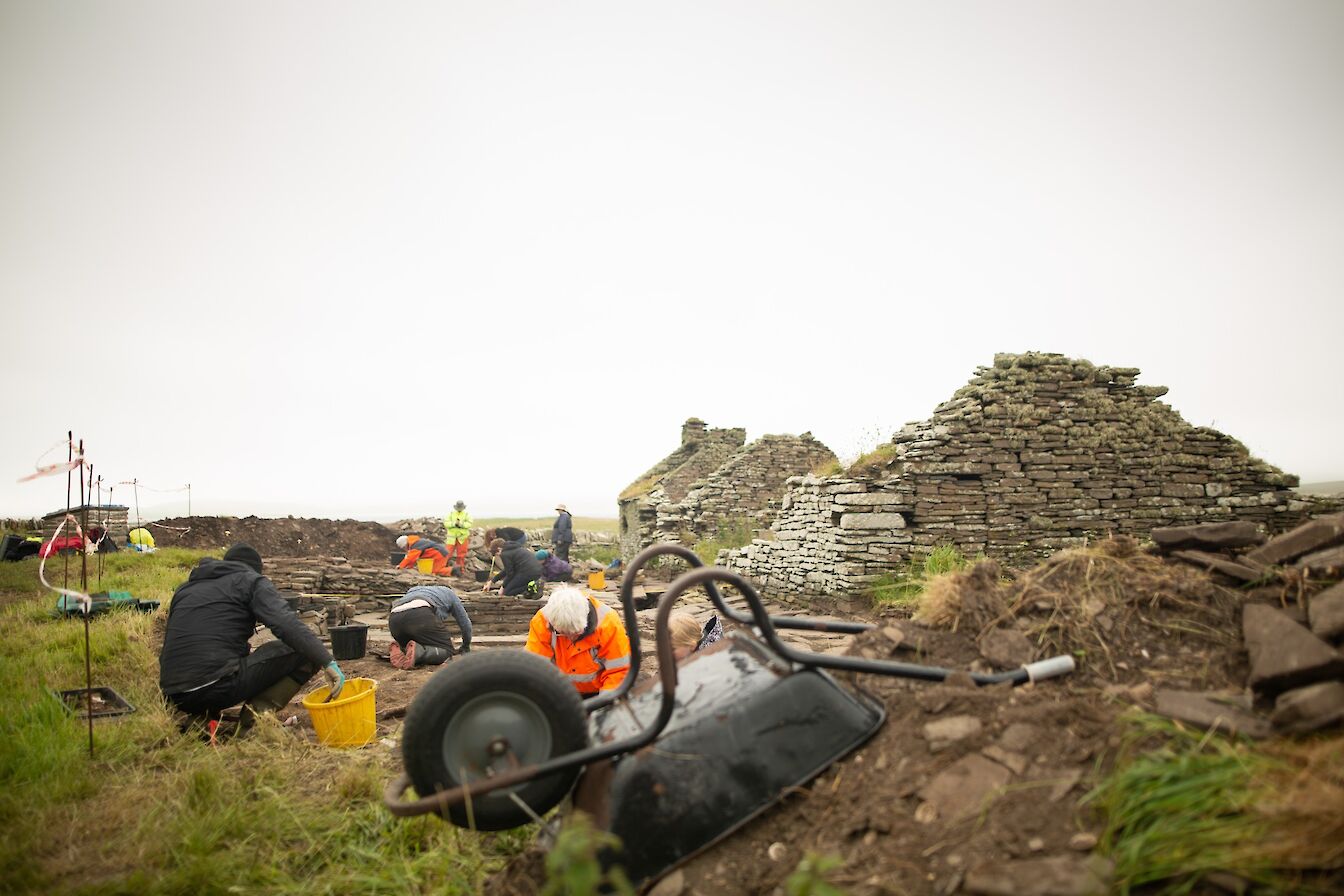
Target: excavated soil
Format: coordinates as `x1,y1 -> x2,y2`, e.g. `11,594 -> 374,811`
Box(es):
150,515 -> 399,563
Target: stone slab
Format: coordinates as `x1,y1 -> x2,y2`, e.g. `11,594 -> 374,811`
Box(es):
1271,681 -> 1344,734
1153,689 -> 1271,739
1169,550 -> 1264,583
838,512 -> 908,530
978,627 -> 1035,669
918,754 -> 1012,821
1296,545 -> 1344,575
1245,512 -> 1344,565
1243,603 -> 1344,696
1308,582 -> 1344,642
1150,521 -> 1263,553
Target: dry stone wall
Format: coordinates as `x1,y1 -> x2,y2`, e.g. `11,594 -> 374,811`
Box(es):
619,419 -> 835,557
725,353 -> 1325,596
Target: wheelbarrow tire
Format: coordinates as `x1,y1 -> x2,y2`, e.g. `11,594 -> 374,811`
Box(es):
402,649 -> 588,830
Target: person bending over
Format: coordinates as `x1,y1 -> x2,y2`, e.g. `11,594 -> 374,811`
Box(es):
396,534 -> 453,576
159,543 -> 343,727
388,584 -> 472,669
525,585 -> 631,697
491,537 -> 544,597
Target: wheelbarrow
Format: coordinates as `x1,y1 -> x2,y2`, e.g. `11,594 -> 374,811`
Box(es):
384,544 -> 1075,888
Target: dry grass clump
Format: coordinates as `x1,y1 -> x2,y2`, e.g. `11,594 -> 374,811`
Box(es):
913,536 -> 1243,676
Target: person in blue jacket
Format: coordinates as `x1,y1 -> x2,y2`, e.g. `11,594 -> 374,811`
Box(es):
388,584 -> 473,669
551,504 -> 574,561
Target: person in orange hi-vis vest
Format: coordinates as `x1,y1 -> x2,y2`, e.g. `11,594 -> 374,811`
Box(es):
525,585 -> 631,697
395,534 -> 453,576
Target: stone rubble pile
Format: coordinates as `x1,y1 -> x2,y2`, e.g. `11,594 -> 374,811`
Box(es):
725,353 -> 1331,596
619,418 -> 835,557
1150,512 -> 1344,736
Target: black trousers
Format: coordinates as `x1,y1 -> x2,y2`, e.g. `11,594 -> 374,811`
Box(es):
388,606 -> 458,653
167,641 -> 318,715
554,542 -> 571,561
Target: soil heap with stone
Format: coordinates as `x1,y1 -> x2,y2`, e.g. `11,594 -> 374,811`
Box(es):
487,514 -> 1344,896
150,515 -> 399,563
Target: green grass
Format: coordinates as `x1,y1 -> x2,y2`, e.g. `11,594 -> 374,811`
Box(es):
868,545 -> 973,609
1086,713 -> 1344,895
691,519 -> 754,565
476,517 -> 618,535
571,543 -> 620,566
0,550 -> 533,894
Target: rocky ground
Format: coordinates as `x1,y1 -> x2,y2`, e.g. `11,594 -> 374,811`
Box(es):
167,514 -> 1344,896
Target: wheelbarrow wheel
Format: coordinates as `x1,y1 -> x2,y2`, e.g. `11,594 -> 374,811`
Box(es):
401,649 -> 588,830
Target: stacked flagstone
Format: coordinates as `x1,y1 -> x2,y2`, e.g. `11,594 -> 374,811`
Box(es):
619,419 -> 834,557
724,353 -> 1324,596
1149,514 -> 1344,736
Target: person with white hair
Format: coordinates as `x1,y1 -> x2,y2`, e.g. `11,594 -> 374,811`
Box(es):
525,585 -> 631,697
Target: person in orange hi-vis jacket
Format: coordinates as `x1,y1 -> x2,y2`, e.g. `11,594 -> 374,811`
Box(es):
525,585 -> 631,697
395,534 -> 453,576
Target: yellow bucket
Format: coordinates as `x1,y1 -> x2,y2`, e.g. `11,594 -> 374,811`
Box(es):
302,677 -> 378,748
416,558 -> 434,575
588,570 -> 606,591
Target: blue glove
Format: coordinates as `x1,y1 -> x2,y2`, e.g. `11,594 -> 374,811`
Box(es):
323,662 -> 345,701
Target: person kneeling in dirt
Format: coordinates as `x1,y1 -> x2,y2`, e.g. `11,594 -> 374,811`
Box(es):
388,584 -> 472,669
535,548 -> 573,583
490,537 -> 544,597
667,611 -> 724,662
525,585 -> 631,697
396,533 -> 453,576
158,543 -> 344,728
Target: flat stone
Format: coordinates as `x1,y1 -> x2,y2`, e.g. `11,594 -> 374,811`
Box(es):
1151,521 -> 1263,553
923,715 -> 983,744
839,512 -> 908,530
1309,582 -> 1344,641
1243,604 -> 1344,696
982,745 -> 1028,775
964,855 -> 1113,896
1270,681 -> 1344,734
646,869 -> 686,896
918,754 -> 1013,820
1245,512 -> 1344,566
1169,550 -> 1264,583
1296,544 -> 1344,576
979,627 -> 1035,669
998,722 -> 1038,753
880,625 -> 906,648
1153,689 -> 1271,739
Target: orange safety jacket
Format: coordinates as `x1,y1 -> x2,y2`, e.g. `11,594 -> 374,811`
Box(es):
397,535 -> 452,575
525,596 -> 631,695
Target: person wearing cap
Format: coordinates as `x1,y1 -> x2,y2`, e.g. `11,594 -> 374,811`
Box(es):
525,585 -> 631,697
388,584 -> 473,669
395,533 -> 453,576
442,500 -> 473,577
535,548 -> 573,583
550,504 -> 574,562
158,543 -> 344,727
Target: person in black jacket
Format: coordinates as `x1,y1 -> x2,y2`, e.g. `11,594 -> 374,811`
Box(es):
159,543 -> 344,724
490,538 -> 544,597
551,504 -> 574,561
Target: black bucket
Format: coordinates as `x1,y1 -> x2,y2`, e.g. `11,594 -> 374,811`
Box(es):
280,592 -> 300,614
474,569 -> 490,583
329,624 -> 369,661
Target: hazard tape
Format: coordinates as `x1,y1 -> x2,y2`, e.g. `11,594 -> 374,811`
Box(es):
38,514 -> 93,615
16,439 -> 85,483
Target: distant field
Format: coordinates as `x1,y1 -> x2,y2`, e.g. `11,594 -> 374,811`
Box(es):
476,516 -> 618,534
1298,481 -> 1344,497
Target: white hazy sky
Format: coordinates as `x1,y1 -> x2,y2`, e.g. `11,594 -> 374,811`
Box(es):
2,2 -> 1341,523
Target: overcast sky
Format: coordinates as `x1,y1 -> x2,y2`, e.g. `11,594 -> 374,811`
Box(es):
2,1 -> 1341,523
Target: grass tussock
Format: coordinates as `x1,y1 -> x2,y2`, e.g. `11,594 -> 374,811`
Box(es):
0,550 -> 530,894
870,546 -> 975,610
1088,713 -> 1344,895
692,519 -> 755,565
845,443 -> 898,477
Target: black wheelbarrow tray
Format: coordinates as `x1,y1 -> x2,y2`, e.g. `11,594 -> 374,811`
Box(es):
385,544 -> 1075,889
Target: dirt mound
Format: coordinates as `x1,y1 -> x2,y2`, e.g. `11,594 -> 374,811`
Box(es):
483,534 -> 1265,894
148,516 -> 398,563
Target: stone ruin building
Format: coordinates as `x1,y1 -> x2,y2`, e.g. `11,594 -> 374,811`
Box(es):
618,418 -> 837,558
724,352 -> 1324,596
